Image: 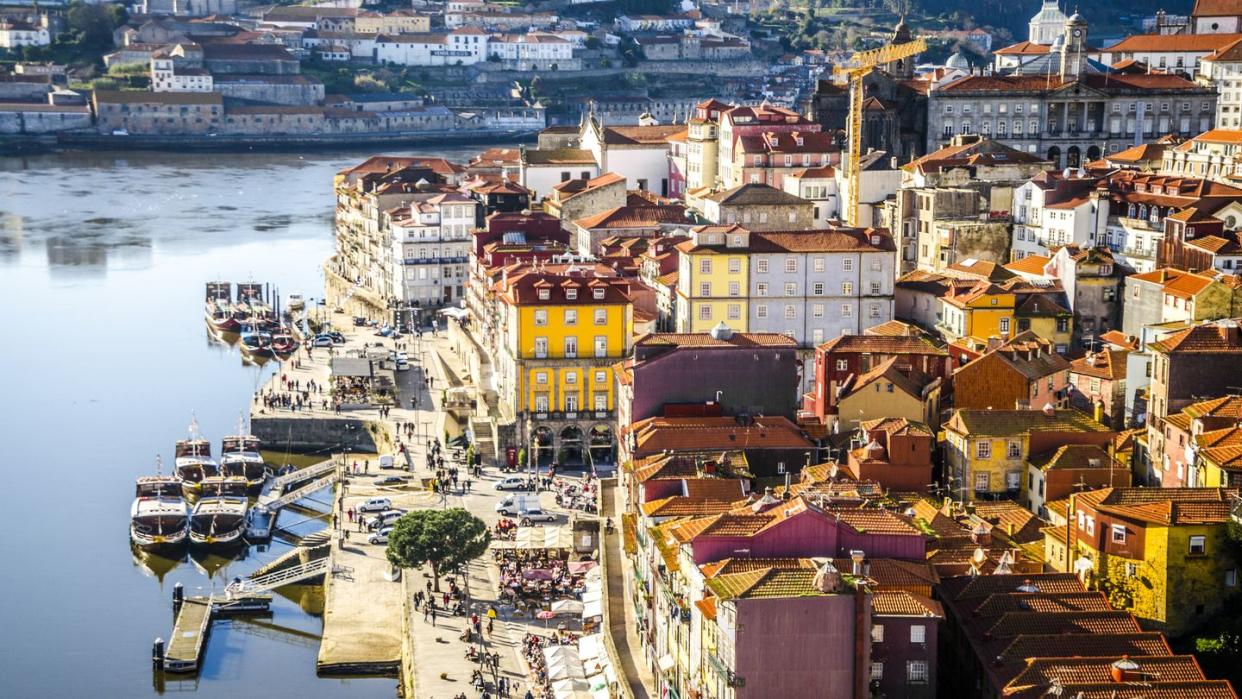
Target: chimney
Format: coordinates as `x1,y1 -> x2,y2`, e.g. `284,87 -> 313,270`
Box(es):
1110,657 -> 1140,683
850,549 -> 865,576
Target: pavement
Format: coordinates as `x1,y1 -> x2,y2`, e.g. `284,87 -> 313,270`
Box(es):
260,315 -> 605,696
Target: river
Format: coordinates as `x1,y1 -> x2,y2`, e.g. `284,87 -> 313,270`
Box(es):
0,145 -> 499,698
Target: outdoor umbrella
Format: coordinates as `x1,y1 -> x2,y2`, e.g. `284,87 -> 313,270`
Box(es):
551,599 -> 584,615
524,568 -> 555,581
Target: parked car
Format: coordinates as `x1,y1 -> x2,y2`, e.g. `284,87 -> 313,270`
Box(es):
353,316 -> 368,327
393,351 -> 409,363
374,475 -> 406,486
495,476 -> 531,491
368,526 -> 394,545
395,359 -> 410,371
366,509 -> 406,530
356,497 -> 392,513
517,507 -> 556,524
312,335 -> 334,347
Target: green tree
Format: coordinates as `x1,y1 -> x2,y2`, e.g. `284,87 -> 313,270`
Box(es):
67,1 -> 119,50
386,508 -> 490,591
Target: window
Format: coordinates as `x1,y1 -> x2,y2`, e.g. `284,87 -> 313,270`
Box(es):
843,258 -> 854,272
594,309 -> 607,325
1005,471 -> 1020,491
594,394 -> 607,411
756,260 -> 768,274
841,303 -> 852,317
728,282 -> 740,297
594,336 -> 607,357
699,282 -> 712,297
813,258 -> 825,273
907,661 -> 929,684
534,395 -> 549,412
871,662 -> 884,680
1007,441 -> 1021,459
534,337 -> 548,358
534,309 -> 548,326
698,305 -> 712,320
1190,535 -> 1206,555
1086,516 -> 1095,535
564,309 -> 577,325
870,282 -> 881,295
812,282 -> 824,296
1111,524 -> 1126,544
565,288 -> 578,300
910,625 -> 926,644
593,288 -> 605,300
871,624 -> 884,643
728,258 -> 741,273
975,472 -> 990,491
977,441 -> 991,459
565,371 -> 577,384
727,304 -> 741,320
699,258 -> 712,274
1000,317 -> 1010,334
784,282 -> 797,296
842,282 -> 853,295
756,304 -> 768,318
757,282 -> 768,296
594,370 -> 607,384
784,305 -> 796,319
535,371 -> 548,384
811,304 -> 824,318
564,337 -> 578,357
785,259 -> 797,273
1228,569 -> 1238,587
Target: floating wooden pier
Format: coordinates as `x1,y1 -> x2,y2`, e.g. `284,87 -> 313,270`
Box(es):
159,591 -> 273,674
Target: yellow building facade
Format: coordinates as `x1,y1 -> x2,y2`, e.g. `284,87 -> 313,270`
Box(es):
938,284 -> 1015,346
675,226 -> 751,333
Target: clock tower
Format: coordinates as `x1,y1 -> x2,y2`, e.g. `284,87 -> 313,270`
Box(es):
1060,13 -> 1088,81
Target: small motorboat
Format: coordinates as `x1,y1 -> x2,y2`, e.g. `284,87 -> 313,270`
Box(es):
130,465 -> 189,550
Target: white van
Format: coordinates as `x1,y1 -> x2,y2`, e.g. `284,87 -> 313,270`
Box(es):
379,454 -> 395,470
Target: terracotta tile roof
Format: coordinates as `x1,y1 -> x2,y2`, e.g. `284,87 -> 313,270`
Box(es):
694,596 -> 717,620
682,478 -> 749,501
871,590 -> 944,617
997,632 -> 1171,667
1196,0 -> 1242,16
1004,255 -> 1052,277
630,415 -> 813,454
574,204 -> 690,230
816,333 -> 946,355
1163,271 -> 1218,298
986,610 -> 1142,638
1029,445 -> 1118,472
1102,32 -> 1242,53
864,320 -> 927,337
1201,443 -> 1242,471
859,417 -> 934,437
910,137 -> 1045,175
1098,330 -> 1139,350
706,568 -> 837,600
1023,681 -> 1238,699
747,228 -> 896,253
632,453 -> 700,482
830,557 -> 938,589
994,40 -> 1051,55
700,557 -> 816,578
523,148 -> 595,165
972,591 -> 1112,617
941,573 -> 1085,601
1070,349 -> 1128,380
1149,322 -> 1242,354
946,409 -> 1109,437
1077,487 -> 1237,525
640,496 -> 736,517
603,124 -> 687,146
1182,395 -> 1242,421
1005,655 -> 1208,696
634,332 -> 798,349
831,508 -> 923,536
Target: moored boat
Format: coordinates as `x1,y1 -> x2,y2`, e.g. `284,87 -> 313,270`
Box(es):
130,466 -> 189,550
271,330 -> 299,357
239,330 -> 274,359
175,417 -> 219,499
221,428 -> 267,493
188,495 -> 248,548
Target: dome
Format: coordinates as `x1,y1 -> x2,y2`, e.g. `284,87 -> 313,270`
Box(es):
1031,0 -> 1068,24
946,51 -> 970,70
709,321 -> 734,340
892,16 -> 911,43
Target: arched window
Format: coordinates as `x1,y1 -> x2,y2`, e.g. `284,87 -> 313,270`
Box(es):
1138,204 -> 1147,220
1150,206 -> 1161,223
1128,203 -> 1137,218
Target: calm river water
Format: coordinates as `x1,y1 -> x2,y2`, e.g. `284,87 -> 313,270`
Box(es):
0,145 -> 496,697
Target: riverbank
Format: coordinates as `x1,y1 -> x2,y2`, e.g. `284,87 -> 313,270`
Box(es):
0,128 -> 535,156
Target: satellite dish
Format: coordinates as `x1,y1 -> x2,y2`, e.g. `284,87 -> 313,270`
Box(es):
972,547 -> 987,564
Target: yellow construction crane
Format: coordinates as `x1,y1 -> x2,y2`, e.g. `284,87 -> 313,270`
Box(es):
837,38 -> 926,226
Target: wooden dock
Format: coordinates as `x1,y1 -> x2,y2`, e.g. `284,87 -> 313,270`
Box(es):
161,594 -> 273,674
164,597 -> 213,673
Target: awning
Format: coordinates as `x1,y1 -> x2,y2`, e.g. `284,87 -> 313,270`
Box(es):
551,678 -> 592,699
545,645 -> 585,681
438,306 -> 469,320
568,560 -> 598,576
552,599 -> 584,615
582,598 -> 603,620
